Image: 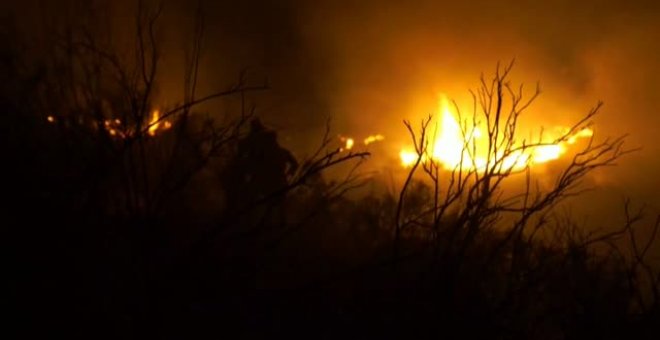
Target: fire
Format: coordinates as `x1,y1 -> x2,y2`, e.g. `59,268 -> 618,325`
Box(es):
103,118 -> 124,138
345,137 -> 355,150
94,109 -> 171,139
339,134 -> 385,151
148,110 -> 162,136
46,108 -> 174,139
399,150 -> 419,165
340,136 -> 355,150
567,128 -> 593,144
143,109 -> 172,136
399,95 -> 594,170
364,134 -> 385,145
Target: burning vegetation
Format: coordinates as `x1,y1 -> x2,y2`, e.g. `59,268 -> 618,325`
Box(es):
6,2 -> 659,339
399,94 -> 594,170
47,109 -> 172,139
338,134 -> 385,151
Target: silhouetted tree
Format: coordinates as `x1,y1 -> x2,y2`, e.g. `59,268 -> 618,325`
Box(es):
389,61 -> 659,338
7,1 -> 659,337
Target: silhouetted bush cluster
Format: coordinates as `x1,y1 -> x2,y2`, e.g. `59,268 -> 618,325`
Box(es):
5,4 -> 658,339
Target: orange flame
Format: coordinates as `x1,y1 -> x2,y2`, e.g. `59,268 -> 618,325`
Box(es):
145,109 -> 172,137
339,136 -> 355,150
148,110 -> 161,136
399,149 -> 419,165
364,134 -> 385,145
339,134 -> 385,151
400,95 -> 593,170
47,108 -> 173,139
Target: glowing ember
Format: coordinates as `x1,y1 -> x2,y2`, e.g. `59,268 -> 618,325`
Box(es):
103,118 -> 124,138
364,134 -> 385,145
339,136 -> 355,151
339,133 -> 385,151
567,128 -> 593,144
400,94 -> 594,170
46,108 -> 172,139
345,137 -> 354,150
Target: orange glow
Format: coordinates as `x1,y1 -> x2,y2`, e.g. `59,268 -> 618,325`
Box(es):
364,134 -> 385,145
103,119 -> 124,138
339,136 -> 355,150
567,128 -> 593,144
147,110 -> 172,136
339,133 -> 385,151
148,110 -> 161,136
399,149 -> 420,166
50,108 -> 173,139
145,109 -> 172,136
346,138 -> 354,149
400,94 -> 594,171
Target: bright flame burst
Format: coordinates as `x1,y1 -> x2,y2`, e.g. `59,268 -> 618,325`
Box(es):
340,137 -> 355,150
148,109 -> 168,136
399,95 -> 593,171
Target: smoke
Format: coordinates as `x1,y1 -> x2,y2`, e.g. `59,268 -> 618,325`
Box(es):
284,0 -> 660,213
6,0 -> 660,214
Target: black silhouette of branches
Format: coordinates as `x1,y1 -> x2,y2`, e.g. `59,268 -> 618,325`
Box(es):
395,61 -> 634,259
